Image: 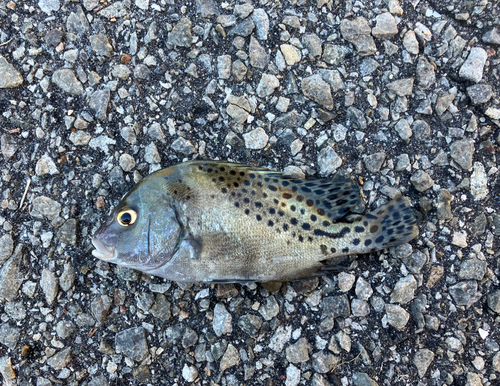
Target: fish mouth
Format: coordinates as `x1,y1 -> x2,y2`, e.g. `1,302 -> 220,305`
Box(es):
92,237 -> 117,261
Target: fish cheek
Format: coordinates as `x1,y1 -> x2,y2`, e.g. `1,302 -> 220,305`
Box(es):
148,208 -> 183,267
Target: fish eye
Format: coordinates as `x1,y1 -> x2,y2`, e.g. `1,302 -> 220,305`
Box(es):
117,209 -> 137,226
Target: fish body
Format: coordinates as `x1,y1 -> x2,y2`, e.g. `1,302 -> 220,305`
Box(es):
92,161 -> 418,282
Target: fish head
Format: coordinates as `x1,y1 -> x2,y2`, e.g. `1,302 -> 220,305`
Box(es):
92,180 -> 182,272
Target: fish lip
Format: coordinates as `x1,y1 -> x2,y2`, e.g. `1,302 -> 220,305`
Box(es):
91,237 -> 117,261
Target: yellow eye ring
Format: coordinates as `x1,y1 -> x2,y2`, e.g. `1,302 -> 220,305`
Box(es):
117,209 -> 138,226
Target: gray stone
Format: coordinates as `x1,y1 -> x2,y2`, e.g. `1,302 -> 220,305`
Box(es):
372,12 -> 398,39
435,93 -> 455,115
338,272 -> 356,292
220,344 -> 240,371
410,170 -> 434,192
471,213 -> 487,236
0,357 -> 15,382
390,275 -> 417,304
0,234 -> 14,266
318,69 -> 344,92
136,292 -> 154,313
280,44 -> 301,66
182,327 -> 198,348
90,34 -> 114,57
459,259 -> 487,281
303,33 -> 322,58
228,18 -> 255,37
52,69 -> 84,95
0,56 -> 23,88
231,60 -> 247,82
467,84 -> 493,105
150,294 -> 171,321
286,364 -> 300,386
249,36 -> 269,70
286,337 -> 310,363
409,294 -> 427,330
89,89 -> 111,121
47,347 -> 71,370
196,0 -> 219,17
0,323 -> 20,349
134,64 -> 151,80
40,269 -> 58,305
340,17 -> 376,56
312,351 -> 339,373
119,154 -> 135,172
57,219 -> 77,245
251,9 -> 269,40
256,74 -> 279,97
355,278 -> 373,301
69,131 -> 91,146
112,64 -> 131,80
394,119 -> 412,142
56,321 -> 75,339
353,372 -> 379,386
385,304 -> 410,330
31,196 -> 61,220
449,281 -> 478,307
487,291 -> 500,313
217,55 -> 231,79
60,263 -> 75,292
259,295 -> 279,321
182,364 -> 198,382
387,78 -> 414,96
39,0 -> 60,13
450,139 -> 475,170
402,250 -> 427,273
347,106 -> 367,129
416,57 -> 435,89
323,44 -> 351,65
135,0 -> 148,10
1,134 -> 18,159
66,6 -> 90,35
322,295 -> 350,318
35,153 -> 59,176
482,28 -> 500,45
493,352 -> 500,372
274,110 -> 306,129
470,162 -> 488,201
213,303 -> 232,337
359,58 -> 380,76
91,294 -> 112,322
144,142 -> 161,164
403,30 -> 419,54
412,120 -> 431,139
238,314 -> 262,336
459,47 -> 487,83
4,301 -> 25,321
364,153 -> 385,173
351,299 -> 370,317
301,74 -> 333,110
97,1 -> 128,18
115,327 -> 148,362
318,146 -> 342,177
414,349 -> 434,378
168,18 -> 192,47
243,128 -> 268,150
83,0 -> 98,10
465,373 -> 482,386
270,325 -> 292,352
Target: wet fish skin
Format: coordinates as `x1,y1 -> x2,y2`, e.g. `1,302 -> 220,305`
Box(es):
92,161 -> 419,282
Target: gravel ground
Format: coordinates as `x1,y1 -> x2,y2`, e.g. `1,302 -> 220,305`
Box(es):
1,0 -> 500,385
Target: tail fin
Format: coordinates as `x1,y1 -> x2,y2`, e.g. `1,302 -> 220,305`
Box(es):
358,197 -> 419,251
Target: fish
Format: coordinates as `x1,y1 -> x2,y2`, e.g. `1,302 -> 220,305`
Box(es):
92,161 -> 419,283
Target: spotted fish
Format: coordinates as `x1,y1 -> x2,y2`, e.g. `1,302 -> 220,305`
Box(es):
92,161 -> 419,282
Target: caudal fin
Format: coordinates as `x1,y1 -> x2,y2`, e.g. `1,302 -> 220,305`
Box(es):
358,197 -> 419,251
